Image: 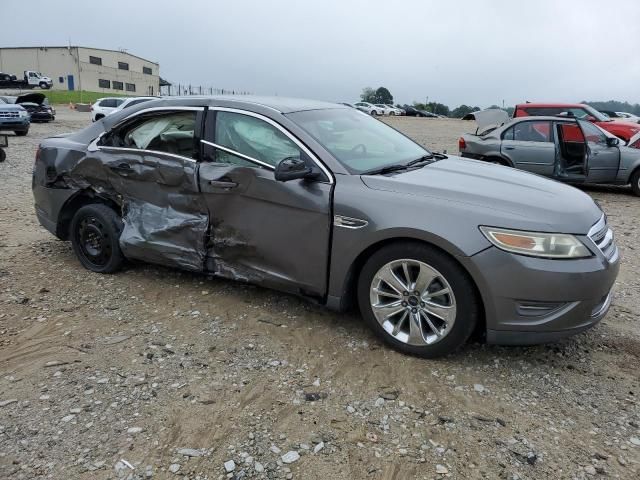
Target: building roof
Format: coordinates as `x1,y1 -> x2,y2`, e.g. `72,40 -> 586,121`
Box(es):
0,46 -> 158,66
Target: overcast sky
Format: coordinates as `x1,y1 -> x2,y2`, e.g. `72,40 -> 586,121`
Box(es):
2,0 -> 639,107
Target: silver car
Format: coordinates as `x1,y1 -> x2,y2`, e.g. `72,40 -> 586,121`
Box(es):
459,111 -> 640,196
33,97 -> 619,358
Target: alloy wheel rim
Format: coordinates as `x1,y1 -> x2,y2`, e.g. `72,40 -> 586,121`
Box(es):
369,259 -> 456,346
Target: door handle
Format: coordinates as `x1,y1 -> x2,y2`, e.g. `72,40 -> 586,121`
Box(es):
209,179 -> 238,189
109,162 -> 134,174
504,146 -> 516,150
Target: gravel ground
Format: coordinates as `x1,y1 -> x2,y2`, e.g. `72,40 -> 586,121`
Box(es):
0,110 -> 639,480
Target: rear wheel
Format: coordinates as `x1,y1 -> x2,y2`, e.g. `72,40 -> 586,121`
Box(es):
357,242 -> 480,358
0,149 -> 5,162
70,204 -> 125,273
631,169 -> 640,196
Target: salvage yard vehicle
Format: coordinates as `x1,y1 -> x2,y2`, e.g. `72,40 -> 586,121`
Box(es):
33,97 -> 619,358
514,102 -> 640,142
91,97 -> 125,121
13,93 -> 55,122
353,102 -> 384,116
0,97 -> 30,136
459,111 -> 640,196
0,70 -> 53,89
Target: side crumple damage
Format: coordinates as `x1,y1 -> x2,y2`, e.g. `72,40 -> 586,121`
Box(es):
36,136 -> 209,271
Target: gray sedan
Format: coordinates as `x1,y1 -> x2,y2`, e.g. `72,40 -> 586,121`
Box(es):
33,97 -> 619,357
459,113 -> 640,196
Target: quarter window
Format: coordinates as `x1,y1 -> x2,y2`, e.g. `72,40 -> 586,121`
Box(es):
578,120 -> 607,145
98,79 -> 110,89
118,62 -> 129,70
117,112 -> 197,159
89,56 -> 102,65
213,111 -> 302,168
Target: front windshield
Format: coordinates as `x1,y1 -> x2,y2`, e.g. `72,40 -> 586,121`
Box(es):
287,108 -> 430,173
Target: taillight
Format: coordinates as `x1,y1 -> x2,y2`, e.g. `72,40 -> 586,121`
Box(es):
458,137 -> 466,151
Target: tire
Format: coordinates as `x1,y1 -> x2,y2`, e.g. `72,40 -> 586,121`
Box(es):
39,82 -> 49,89
0,149 -> 5,163
95,114 -> 105,121
70,204 -> 125,273
631,169 -> 640,197
370,110 -> 377,116
488,157 -> 510,167
357,242 -> 480,358
15,130 -> 28,136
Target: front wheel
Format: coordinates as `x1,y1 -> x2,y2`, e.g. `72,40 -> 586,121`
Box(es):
70,204 -> 125,273
357,242 -> 480,358
631,169 -> 640,196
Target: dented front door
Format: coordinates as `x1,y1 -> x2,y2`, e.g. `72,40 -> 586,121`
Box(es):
198,109 -> 332,297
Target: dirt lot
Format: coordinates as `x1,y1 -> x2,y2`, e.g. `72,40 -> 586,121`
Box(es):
1,110 -> 639,480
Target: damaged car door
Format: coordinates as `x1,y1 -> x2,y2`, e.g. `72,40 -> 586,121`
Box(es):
198,109 -> 332,297
93,108 -> 209,271
577,120 -> 621,184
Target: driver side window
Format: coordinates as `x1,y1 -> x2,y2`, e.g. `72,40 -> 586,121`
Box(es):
213,111 -> 302,168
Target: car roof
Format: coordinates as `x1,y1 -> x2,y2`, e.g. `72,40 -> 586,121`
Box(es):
126,95 -> 346,114
516,102 -> 585,108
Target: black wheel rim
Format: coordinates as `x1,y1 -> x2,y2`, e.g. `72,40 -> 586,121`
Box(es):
76,215 -> 112,267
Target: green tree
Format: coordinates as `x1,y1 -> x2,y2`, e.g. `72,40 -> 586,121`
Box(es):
374,87 -> 393,105
451,105 -> 480,118
426,102 -> 450,116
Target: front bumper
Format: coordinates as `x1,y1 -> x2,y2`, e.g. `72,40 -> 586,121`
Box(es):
0,118 -> 30,131
463,244 -> 620,345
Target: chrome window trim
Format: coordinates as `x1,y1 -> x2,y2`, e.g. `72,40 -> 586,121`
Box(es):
98,145 -> 197,163
90,106 -> 204,162
200,139 -> 274,170
207,107 -> 334,184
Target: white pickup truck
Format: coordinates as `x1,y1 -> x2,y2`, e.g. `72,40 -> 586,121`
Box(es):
0,70 -> 53,90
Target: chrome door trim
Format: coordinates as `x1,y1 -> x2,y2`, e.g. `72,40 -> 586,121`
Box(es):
200,139 -> 274,170
207,107 -> 334,184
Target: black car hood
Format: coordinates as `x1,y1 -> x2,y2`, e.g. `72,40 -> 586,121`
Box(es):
16,92 -> 46,105
361,156 -> 601,234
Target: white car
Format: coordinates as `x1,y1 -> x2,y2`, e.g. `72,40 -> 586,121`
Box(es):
108,96 -> 158,115
616,112 -> 640,124
353,102 -> 384,116
384,104 -> 405,116
91,97 -> 126,121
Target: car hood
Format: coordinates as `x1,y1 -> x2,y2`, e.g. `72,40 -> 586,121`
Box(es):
360,157 -> 601,234
0,104 -> 26,111
16,92 -> 46,105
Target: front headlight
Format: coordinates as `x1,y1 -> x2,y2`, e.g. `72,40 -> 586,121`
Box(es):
480,226 -> 591,259
19,110 -> 29,118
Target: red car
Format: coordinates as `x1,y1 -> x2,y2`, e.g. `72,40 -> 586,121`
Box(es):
514,103 -> 640,142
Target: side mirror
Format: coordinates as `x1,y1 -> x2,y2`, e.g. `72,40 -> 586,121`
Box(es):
606,137 -> 620,147
274,157 -> 315,182
586,116 -> 597,122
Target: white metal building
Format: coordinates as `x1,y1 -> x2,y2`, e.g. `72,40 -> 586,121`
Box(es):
0,46 -> 160,95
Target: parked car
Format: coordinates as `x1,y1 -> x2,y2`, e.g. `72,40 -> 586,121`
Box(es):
615,112 -> 640,124
108,96 -> 157,115
91,97 -> 126,121
0,97 -> 30,136
12,93 -> 55,122
33,97 -> 619,358
514,103 -> 640,142
353,102 -> 384,115
374,104 -> 402,116
459,111 -> 640,196
402,106 -> 436,117
388,105 -> 405,115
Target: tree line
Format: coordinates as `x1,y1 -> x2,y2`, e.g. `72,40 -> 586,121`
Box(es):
360,87 -> 639,118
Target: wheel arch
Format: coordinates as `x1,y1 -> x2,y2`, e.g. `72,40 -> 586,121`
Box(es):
56,190 -> 121,240
333,235 -> 486,337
